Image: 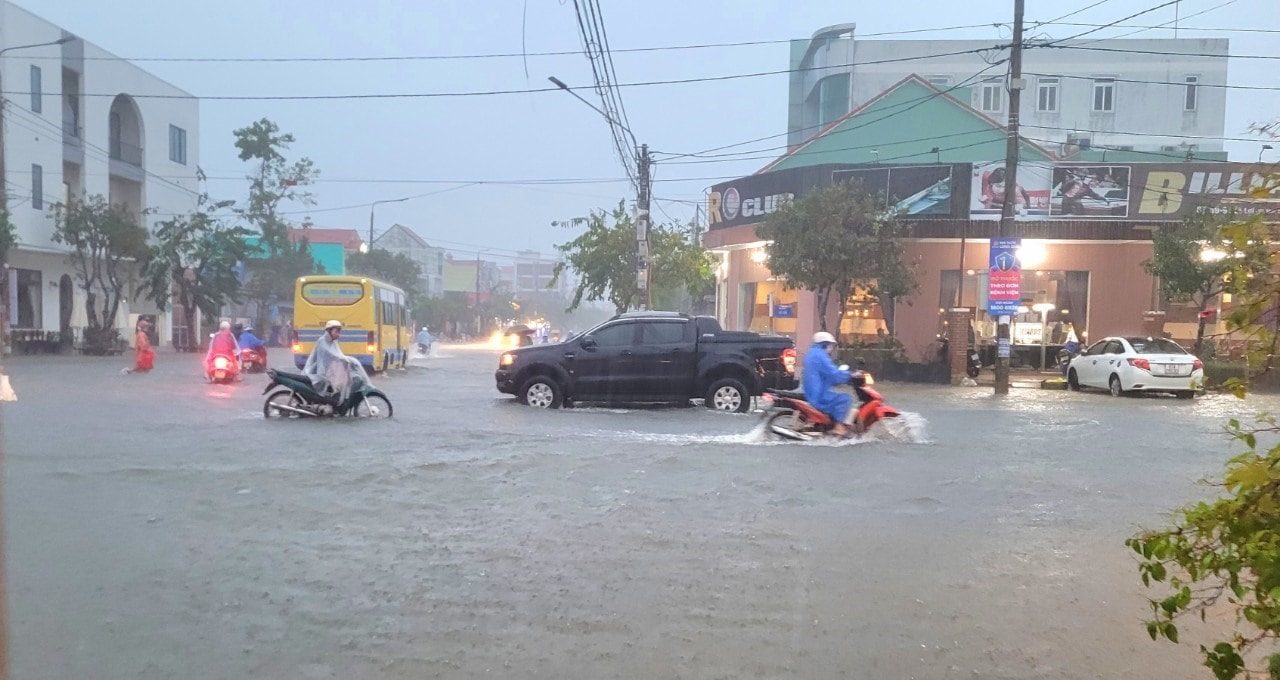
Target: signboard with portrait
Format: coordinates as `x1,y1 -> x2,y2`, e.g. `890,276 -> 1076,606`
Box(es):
969,161 -> 1052,220
1049,165 -> 1132,219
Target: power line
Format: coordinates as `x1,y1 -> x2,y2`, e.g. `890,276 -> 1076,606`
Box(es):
1030,0 -> 1114,28
0,46 -> 1009,101
1039,0 -> 1182,45
1073,0 -> 1240,44
1037,44 -> 1277,59
1048,21 -> 1280,34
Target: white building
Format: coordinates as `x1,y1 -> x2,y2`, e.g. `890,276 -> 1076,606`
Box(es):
788,27 -> 1228,157
1,1 -> 199,346
372,223 -> 445,298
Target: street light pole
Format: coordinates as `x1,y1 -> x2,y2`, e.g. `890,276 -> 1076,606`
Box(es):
475,248 -> 496,335
368,197 -> 411,252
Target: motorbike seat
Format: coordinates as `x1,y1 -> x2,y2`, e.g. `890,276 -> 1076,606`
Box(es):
766,388 -> 808,401
274,370 -> 314,385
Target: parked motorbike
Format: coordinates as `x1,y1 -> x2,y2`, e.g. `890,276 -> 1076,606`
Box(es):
241,346 -> 268,373
261,367 -> 393,419
966,347 -> 982,378
207,353 -> 239,384
760,365 -> 902,441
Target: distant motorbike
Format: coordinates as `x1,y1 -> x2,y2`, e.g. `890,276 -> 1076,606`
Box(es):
760,365 -> 902,441
966,347 -> 982,378
241,346 -> 268,373
416,342 -> 431,355
207,353 -> 239,384
262,367 -> 393,419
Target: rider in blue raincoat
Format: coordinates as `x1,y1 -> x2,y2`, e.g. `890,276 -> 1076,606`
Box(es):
802,331 -> 854,437
239,324 -> 266,351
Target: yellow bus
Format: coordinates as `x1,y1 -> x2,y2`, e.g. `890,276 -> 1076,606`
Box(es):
292,275 -> 412,373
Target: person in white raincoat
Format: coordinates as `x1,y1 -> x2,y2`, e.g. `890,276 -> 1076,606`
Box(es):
303,319 -> 372,404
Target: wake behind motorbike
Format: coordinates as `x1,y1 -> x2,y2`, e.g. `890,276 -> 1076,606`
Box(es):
760,367 -> 902,441
262,367 -> 393,419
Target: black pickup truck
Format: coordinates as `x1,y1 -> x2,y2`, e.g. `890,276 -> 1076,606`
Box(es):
495,312 -> 797,412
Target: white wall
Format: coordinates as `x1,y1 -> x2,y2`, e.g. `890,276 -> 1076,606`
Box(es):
0,0 -> 199,336
791,37 -> 1229,153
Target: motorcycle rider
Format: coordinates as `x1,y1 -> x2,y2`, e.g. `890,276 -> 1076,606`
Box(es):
206,320 -> 242,378
802,331 -> 855,437
303,319 -> 369,405
415,326 -> 432,354
239,324 -> 266,352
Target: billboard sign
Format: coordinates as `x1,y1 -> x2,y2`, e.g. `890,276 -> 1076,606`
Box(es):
1050,165 -> 1132,219
970,161 -> 1052,220
1130,163 -> 1280,222
830,165 -> 955,217
987,237 -> 1022,316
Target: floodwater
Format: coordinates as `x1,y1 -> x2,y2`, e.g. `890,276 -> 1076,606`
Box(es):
3,346 -> 1271,679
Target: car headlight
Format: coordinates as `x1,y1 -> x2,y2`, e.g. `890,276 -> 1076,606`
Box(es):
500,353 -> 515,367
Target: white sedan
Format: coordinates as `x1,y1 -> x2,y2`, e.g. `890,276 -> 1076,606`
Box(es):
1066,336 -> 1204,398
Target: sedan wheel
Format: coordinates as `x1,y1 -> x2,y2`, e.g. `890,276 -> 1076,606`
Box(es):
1067,369 -> 1081,391
1108,374 -> 1125,397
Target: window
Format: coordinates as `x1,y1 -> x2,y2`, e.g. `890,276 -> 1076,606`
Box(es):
586,322 -> 637,347
1128,337 -> 1188,355
1184,75 -> 1198,111
13,269 -> 42,329
1092,77 -> 1115,112
979,80 -> 1003,113
31,164 -> 42,210
30,65 -> 42,113
816,74 -> 849,126
926,75 -> 951,89
641,321 -> 688,345
1036,77 -> 1059,112
169,125 -> 187,165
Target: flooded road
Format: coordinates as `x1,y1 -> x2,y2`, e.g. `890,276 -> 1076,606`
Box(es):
4,346 -> 1268,679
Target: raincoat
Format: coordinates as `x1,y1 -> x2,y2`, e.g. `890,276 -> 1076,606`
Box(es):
239,329 -> 265,350
802,343 -> 853,423
303,331 -> 372,403
134,327 -> 155,372
207,330 -> 240,362
415,329 -> 432,347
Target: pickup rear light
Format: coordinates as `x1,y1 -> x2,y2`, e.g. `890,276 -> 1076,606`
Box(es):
782,347 -> 797,374
1193,359 -> 1204,371
1127,357 -> 1151,372
367,330 -> 377,354
291,330 -> 301,353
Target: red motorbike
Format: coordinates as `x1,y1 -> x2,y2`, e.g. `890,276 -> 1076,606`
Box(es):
207,353 -> 240,384
241,346 -> 268,374
761,366 -> 901,441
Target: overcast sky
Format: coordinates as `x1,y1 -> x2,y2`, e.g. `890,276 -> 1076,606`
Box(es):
21,0 -> 1279,262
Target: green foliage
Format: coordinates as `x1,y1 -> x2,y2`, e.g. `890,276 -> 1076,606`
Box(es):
1143,209 -> 1271,355
233,118 -> 318,257
413,292 -> 473,335
346,248 -> 423,300
51,195 -> 150,351
552,201 -> 714,314
0,209 -> 17,265
1129,158 -> 1280,679
139,173 -> 251,350
757,179 -> 916,332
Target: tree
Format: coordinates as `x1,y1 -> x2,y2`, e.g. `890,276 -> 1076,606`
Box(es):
1143,209 -> 1271,356
346,248 -> 423,300
1126,161 -> 1280,679
139,174 -> 252,350
552,201 -> 714,314
233,118 -> 317,257
0,210 -> 16,349
232,118 -> 322,325
51,195 -> 150,352
757,179 -> 916,333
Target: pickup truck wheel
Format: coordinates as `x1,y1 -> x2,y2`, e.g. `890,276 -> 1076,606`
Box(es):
521,376 -> 563,409
706,378 -> 750,413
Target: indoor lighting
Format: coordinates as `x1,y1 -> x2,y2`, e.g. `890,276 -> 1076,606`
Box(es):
751,249 -> 768,264
1017,240 -> 1047,268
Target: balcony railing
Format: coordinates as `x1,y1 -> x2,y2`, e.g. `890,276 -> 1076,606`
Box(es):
109,139 -> 143,166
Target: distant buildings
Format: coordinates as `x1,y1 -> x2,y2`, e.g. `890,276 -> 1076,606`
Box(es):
372,223 -> 445,298
288,227 -> 364,275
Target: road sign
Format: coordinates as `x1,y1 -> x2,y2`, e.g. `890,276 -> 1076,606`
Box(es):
987,237 -> 1022,316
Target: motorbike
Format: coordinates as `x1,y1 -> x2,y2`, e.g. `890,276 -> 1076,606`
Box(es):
760,366 -> 901,441
261,367 -> 393,419
241,345 -> 268,374
966,347 -> 982,378
207,353 -> 239,384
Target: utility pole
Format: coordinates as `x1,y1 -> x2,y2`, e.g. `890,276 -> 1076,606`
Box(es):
636,144 -> 652,311
994,0 -> 1025,396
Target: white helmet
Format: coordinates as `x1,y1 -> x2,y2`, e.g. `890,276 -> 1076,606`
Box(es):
324,319 -> 343,330
812,331 -> 836,345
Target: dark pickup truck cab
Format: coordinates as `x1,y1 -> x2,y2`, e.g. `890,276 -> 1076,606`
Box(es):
495,312 -> 797,412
